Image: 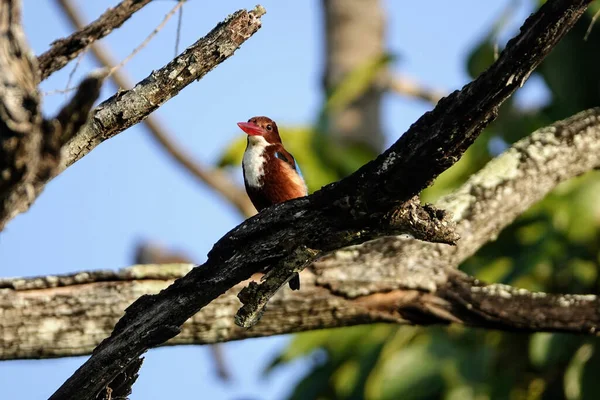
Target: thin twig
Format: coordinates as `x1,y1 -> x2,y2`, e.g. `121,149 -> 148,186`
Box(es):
42,87 -> 77,96
55,0 -> 256,218
39,0 -> 154,80
108,0 -> 185,77
387,75 -> 445,104
175,1 -> 184,57
65,51 -> 86,98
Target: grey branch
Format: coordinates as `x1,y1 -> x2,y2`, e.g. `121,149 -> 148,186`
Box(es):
38,0 -> 154,80
43,1 -> 591,398
0,0 -> 43,230
0,1 -> 104,231
55,0 -> 256,217
61,6 -> 266,169
2,108 -> 600,360
0,5 -> 264,231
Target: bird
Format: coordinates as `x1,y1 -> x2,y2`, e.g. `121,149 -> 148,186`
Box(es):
237,116 -> 308,290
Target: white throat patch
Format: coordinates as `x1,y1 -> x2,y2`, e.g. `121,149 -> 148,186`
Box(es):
242,135 -> 270,188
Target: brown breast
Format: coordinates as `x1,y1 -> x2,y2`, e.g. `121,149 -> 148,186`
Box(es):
246,145 -> 307,211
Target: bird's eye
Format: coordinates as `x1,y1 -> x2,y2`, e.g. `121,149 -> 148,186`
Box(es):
266,124 -> 272,131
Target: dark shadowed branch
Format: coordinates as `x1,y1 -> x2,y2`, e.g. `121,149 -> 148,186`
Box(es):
38,0 -> 154,80
2,107 -> 599,360
46,1 -> 592,399
96,357 -> 143,400
132,243 -> 232,381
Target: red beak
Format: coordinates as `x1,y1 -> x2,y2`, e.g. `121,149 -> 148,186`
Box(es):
237,122 -> 266,136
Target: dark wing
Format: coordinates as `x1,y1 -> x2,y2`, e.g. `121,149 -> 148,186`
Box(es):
244,181 -> 271,212
274,151 -> 297,171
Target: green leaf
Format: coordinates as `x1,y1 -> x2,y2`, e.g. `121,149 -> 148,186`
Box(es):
466,0 -> 517,78
278,326 -> 394,399
323,54 -> 395,115
564,343 -> 595,400
538,14 -> 600,119
421,129 -> 493,202
264,329 -> 333,375
312,132 -> 378,179
374,344 -> 444,400
580,342 -> 600,400
530,333 -> 583,370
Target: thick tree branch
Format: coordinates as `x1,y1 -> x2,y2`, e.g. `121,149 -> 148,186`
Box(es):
132,243 -> 232,381
96,357 -> 143,400
0,1 -> 104,231
61,5 -> 266,169
2,108 -> 599,360
322,0 -> 387,151
46,2 -> 591,399
0,0 -> 43,229
38,0 -> 153,80
55,0 -> 256,217
0,6 -> 264,230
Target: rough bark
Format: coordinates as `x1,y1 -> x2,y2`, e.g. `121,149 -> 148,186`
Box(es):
46,2 -> 591,399
38,0 -> 153,81
0,0 -> 103,231
96,357 -> 143,400
0,6 -> 265,231
2,108 -> 599,360
55,0 -> 256,218
0,0 -> 42,227
322,0 -> 386,151
61,6 -> 266,169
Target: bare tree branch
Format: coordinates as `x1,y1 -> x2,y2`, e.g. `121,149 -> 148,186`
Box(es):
386,74 -> 445,104
38,0 -> 153,80
0,0 -> 43,229
45,2 -> 591,398
0,0 -> 104,231
2,107 -> 600,360
61,5 -> 266,169
132,243 -> 232,381
96,357 -> 143,400
0,6 -> 264,230
55,0 -> 256,217
54,71 -> 105,143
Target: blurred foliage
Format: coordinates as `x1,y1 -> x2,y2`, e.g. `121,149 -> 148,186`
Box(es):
217,54 -> 392,188
216,2 -> 600,400
320,54 -> 395,118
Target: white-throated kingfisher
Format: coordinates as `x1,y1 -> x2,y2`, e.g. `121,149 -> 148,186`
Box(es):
237,116 -> 308,290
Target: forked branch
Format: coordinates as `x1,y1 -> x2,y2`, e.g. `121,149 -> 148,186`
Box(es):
2,108 -> 599,360
48,1 -> 592,399
38,0 -> 154,80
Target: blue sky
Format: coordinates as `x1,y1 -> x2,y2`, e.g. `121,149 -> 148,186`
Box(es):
0,1 -> 538,398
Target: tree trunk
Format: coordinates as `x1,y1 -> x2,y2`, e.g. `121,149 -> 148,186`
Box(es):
322,0 -> 386,151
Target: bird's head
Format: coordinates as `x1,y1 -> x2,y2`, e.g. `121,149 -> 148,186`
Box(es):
237,116 -> 282,145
